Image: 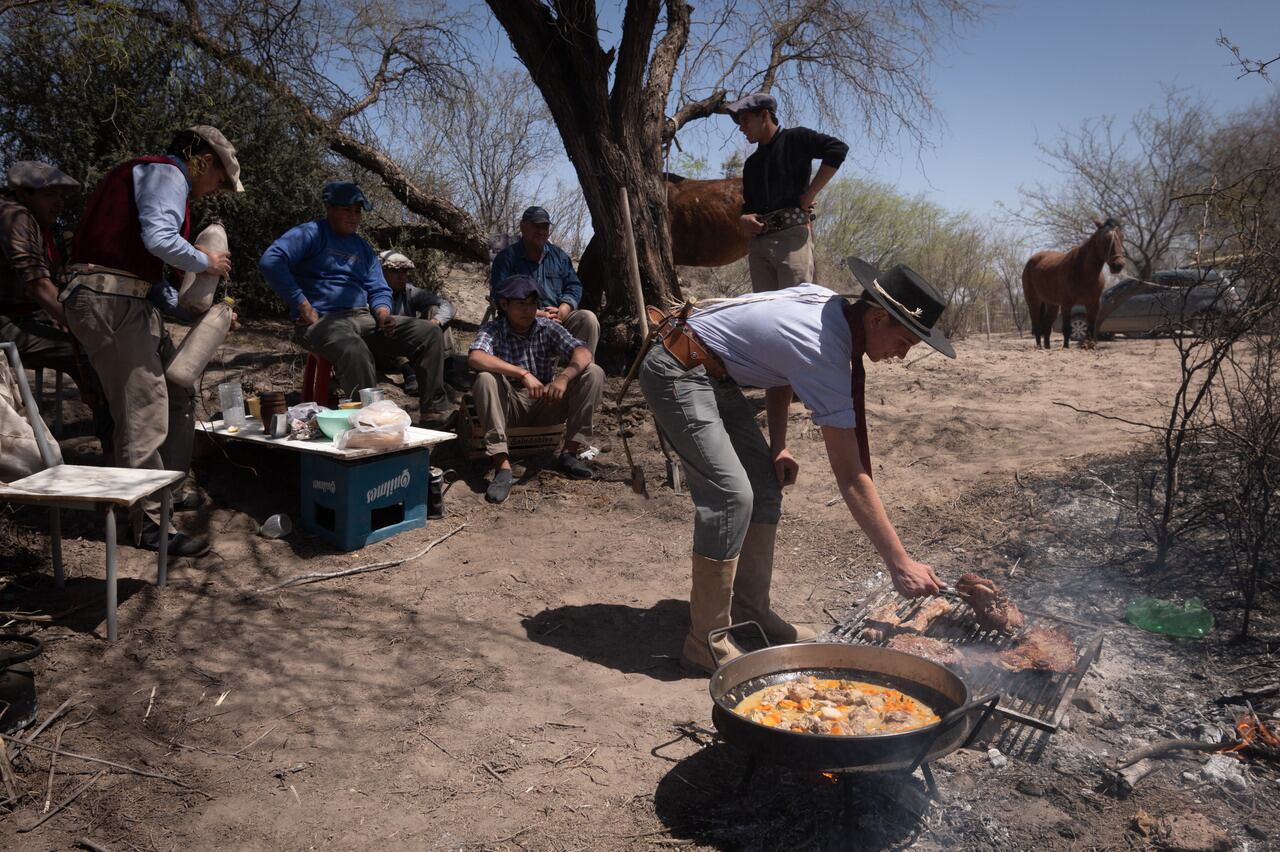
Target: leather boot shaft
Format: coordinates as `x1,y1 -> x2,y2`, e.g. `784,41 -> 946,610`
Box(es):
732,523 -> 817,644
681,552 -> 746,674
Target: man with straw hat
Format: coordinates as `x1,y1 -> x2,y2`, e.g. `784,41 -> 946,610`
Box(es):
639,258 -> 952,674
63,125 -> 242,556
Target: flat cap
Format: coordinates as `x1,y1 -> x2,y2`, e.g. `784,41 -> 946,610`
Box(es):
726,92 -> 777,118
322,181 -> 371,210
378,250 -> 415,270
7,161 -> 79,191
496,274 -> 542,301
520,205 -> 552,225
188,125 -> 243,193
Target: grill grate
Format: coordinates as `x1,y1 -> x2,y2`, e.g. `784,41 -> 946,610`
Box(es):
828,580 -> 1104,733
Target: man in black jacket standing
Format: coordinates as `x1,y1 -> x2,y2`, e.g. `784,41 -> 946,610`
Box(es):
728,93 -> 848,292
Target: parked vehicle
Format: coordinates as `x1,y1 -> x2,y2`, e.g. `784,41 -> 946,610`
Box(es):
1069,269 -> 1243,340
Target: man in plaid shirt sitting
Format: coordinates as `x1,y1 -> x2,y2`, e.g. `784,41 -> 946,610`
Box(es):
468,274 -> 605,503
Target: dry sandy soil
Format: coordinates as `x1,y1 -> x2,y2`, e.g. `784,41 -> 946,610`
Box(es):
1,325 -> 1276,851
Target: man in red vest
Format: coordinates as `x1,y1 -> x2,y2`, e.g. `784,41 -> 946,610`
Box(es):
63,126 -> 241,556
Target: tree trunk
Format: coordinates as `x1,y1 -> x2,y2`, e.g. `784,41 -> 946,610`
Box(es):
487,0 -> 686,328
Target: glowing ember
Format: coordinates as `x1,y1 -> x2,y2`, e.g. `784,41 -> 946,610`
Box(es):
1219,714 -> 1280,758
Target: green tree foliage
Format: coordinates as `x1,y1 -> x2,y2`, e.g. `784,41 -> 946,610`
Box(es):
0,9 -> 334,316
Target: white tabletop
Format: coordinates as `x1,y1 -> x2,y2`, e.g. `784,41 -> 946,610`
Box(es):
198,420 -> 455,459
0,465 -> 184,507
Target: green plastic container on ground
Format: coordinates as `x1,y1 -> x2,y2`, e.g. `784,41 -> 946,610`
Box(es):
1125,596 -> 1214,638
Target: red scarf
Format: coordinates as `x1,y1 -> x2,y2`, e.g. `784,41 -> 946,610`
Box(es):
846,301 -> 872,478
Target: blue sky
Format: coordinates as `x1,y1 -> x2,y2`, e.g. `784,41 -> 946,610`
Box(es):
480,2 -> 1279,228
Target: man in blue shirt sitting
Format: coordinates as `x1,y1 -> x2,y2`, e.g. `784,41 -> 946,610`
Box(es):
489,206 -> 599,356
469,274 -> 604,504
259,183 -> 452,426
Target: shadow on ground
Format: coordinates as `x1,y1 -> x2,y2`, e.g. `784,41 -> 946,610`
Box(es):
652,742 -> 928,851
522,599 -> 693,681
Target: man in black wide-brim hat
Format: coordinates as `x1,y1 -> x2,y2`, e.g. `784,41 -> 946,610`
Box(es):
639,258 -> 955,674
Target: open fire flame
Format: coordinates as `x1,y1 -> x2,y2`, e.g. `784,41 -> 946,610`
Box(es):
1219,714 -> 1280,758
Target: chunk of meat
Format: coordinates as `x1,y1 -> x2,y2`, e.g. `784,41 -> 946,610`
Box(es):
955,573 -> 1026,635
900,598 -> 954,633
888,634 -> 961,666
999,627 -> 1076,673
862,603 -> 903,642
785,682 -> 816,702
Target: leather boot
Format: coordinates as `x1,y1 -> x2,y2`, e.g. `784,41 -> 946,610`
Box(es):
732,523 -> 817,644
681,553 -> 747,674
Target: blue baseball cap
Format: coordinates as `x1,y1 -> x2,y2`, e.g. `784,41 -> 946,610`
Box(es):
496,274 -> 541,301
321,181 -> 371,210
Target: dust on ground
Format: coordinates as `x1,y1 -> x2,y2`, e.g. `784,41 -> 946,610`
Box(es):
1,330 -> 1276,851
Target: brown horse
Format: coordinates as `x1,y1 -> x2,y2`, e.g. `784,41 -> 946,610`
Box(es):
1022,218 -> 1126,349
576,173 -> 747,308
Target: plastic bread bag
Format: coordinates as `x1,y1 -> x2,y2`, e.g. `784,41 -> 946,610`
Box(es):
336,400 -> 411,450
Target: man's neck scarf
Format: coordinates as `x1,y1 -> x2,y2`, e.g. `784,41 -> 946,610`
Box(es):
846,301 -> 872,479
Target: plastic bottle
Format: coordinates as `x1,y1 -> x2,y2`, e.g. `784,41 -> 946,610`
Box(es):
259,514 -> 292,539
218,380 -> 247,429
1125,596 -> 1214,639
165,298 -> 234,391
178,222 -> 228,314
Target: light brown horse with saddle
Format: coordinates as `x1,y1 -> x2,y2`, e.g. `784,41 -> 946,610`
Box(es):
1022,218 -> 1126,349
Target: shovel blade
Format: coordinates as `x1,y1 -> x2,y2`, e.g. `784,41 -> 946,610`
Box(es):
629,464 -> 649,497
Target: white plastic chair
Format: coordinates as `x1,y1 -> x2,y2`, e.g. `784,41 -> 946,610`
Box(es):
0,342 -> 180,641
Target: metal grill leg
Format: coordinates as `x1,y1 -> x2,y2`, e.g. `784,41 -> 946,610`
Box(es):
920,763 -> 939,800
104,506 -> 117,642
157,490 -> 171,587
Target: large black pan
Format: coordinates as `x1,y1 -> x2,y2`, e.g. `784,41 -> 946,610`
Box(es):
708,624 -> 998,774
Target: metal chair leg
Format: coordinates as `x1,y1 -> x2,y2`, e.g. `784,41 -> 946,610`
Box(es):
157,490 -> 171,587
50,508 -> 63,586
104,505 -> 117,642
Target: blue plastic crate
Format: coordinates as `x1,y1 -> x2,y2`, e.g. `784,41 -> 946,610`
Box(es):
299,447 -> 429,551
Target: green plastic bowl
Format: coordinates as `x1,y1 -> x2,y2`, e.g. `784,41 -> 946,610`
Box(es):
315,408 -> 356,439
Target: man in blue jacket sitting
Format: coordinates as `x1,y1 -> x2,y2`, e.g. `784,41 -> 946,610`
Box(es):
260,182 -> 452,426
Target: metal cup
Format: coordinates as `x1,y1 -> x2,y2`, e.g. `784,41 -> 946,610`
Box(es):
270,412 -> 290,438
359,387 -> 386,407
428,466 -> 444,519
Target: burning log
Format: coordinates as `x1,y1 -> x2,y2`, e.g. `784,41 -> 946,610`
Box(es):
1219,709 -> 1280,761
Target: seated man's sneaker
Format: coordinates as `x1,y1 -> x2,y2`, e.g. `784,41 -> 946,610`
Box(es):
138,522 -> 210,557
486,468 -> 514,504
403,373 -> 419,394
557,452 -> 593,480
174,492 -> 206,512
420,405 -> 456,429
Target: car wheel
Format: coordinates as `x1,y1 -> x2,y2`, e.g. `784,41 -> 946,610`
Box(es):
1068,316 -> 1089,342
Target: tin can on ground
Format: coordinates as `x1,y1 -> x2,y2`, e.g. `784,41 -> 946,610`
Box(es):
428,466 -> 444,519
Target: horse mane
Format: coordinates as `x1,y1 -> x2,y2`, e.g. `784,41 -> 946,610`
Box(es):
663,172 -> 687,184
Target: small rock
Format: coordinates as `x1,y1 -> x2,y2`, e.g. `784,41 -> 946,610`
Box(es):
1200,754 -> 1247,791
1192,723 -> 1224,744
1181,771 -> 1199,784
987,747 -> 1008,769
1016,779 -> 1047,797
1058,714 -> 1072,731
1072,692 -> 1103,714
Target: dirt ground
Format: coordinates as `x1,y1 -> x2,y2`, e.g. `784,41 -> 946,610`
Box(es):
2,324 -> 1277,851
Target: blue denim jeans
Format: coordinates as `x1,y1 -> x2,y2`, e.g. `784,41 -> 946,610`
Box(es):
639,344 -> 782,560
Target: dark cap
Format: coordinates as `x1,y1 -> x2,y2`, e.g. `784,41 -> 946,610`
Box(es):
845,256 -> 955,359
726,92 -> 777,119
520,206 -> 552,225
496,274 -> 542,301
7,161 -> 79,191
322,181 -> 371,210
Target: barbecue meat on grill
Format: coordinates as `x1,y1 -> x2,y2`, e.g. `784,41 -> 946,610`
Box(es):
888,634 -> 961,667
955,573 -> 1026,635
900,598 -> 953,633
998,627 -> 1075,673
863,603 -> 903,642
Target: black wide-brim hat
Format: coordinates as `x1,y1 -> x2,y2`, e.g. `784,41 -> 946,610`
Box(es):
845,256 -> 956,359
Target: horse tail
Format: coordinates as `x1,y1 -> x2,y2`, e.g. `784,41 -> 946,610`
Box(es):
1039,302 -> 1048,330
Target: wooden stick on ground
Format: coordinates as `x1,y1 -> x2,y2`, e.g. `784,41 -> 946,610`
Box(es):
0,732 -> 210,799
0,739 -> 19,801
18,770 -> 105,833
43,722 -> 67,813
8,696 -> 77,761
1114,738 -> 1222,768
250,524 -> 467,594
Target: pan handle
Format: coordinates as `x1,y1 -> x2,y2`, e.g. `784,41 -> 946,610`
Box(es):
906,691 -> 1000,774
706,620 -> 770,661
0,633 -> 44,669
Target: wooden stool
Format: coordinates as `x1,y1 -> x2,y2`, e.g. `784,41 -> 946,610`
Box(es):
302,354 -> 338,406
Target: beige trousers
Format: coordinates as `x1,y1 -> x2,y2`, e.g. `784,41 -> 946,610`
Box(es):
63,289 -> 193,529
471,364 -> 605,457
747,225 -> 814,292
562,309 -> 600,358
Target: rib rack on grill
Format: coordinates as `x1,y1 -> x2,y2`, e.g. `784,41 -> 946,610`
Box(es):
955,573 -> 1026,635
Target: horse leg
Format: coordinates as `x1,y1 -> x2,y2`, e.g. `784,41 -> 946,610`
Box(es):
1029,300 -> 1042,348
1085,299 -> 1100,350
1059,302 -> 1072,349
1043,304 -> 1059,350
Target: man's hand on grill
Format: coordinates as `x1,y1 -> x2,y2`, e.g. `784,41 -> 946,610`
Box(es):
890,559 -> 944,598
